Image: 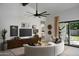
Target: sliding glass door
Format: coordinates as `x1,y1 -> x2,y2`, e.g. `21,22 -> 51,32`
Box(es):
60,21 -> 79,46
69,22 -> 79,46
60,23 -> 69,45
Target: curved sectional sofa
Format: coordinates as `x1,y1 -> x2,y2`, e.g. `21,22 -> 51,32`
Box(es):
24,41 -> 64,56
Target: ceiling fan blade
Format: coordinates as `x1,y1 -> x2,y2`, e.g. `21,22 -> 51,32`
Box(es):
41,15 -> 47,17
41,14 -> 50,15
40,11 -> 47,14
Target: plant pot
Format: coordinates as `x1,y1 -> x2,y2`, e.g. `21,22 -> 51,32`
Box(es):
1,41 -> 7,51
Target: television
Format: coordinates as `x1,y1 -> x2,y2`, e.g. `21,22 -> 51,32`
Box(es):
19,29 -> 32,37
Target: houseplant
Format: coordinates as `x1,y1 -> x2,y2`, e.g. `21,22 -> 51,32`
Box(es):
1,29 -> 7,50
54,26 -> 65,43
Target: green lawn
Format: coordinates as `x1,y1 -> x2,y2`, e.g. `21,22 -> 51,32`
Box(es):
70,36 -> 79,41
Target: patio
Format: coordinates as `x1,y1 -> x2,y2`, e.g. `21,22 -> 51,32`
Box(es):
70,36 -> 79,45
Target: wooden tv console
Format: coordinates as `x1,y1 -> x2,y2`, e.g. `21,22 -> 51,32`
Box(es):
7,37 -> 41,49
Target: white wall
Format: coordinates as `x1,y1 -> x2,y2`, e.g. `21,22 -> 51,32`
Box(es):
0,3 -> 46,40
44,15 -> 55,41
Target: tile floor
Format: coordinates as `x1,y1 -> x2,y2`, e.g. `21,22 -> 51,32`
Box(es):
0,46 -> 79,56
60,46 -> 79,56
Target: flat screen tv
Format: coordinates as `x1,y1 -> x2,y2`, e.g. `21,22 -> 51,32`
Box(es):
19,29 -> 32,37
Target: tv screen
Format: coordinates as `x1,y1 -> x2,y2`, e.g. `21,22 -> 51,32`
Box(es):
19,29 -> 32,37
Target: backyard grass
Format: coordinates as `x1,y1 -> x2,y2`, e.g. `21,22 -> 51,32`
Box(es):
70,36 -> 79,41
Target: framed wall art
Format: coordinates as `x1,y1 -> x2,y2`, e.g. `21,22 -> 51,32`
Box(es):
10,25 -> 18,36
21,22 -> 30,28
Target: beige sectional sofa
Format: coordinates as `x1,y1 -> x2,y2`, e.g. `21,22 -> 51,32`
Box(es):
24,41 -> 64,56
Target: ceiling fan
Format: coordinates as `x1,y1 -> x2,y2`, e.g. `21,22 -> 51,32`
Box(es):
25,3 -> 50,18
22,3 -> 29,6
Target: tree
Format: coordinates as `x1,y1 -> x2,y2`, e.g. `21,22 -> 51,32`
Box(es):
69,22 -> 79,30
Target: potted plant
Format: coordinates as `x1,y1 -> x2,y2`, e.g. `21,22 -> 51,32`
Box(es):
1,29 -> 7,50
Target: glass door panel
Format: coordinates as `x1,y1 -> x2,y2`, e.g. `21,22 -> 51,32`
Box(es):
69,22 -> 79,46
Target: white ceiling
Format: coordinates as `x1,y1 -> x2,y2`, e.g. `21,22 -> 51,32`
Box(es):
28,3 -> 79,15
